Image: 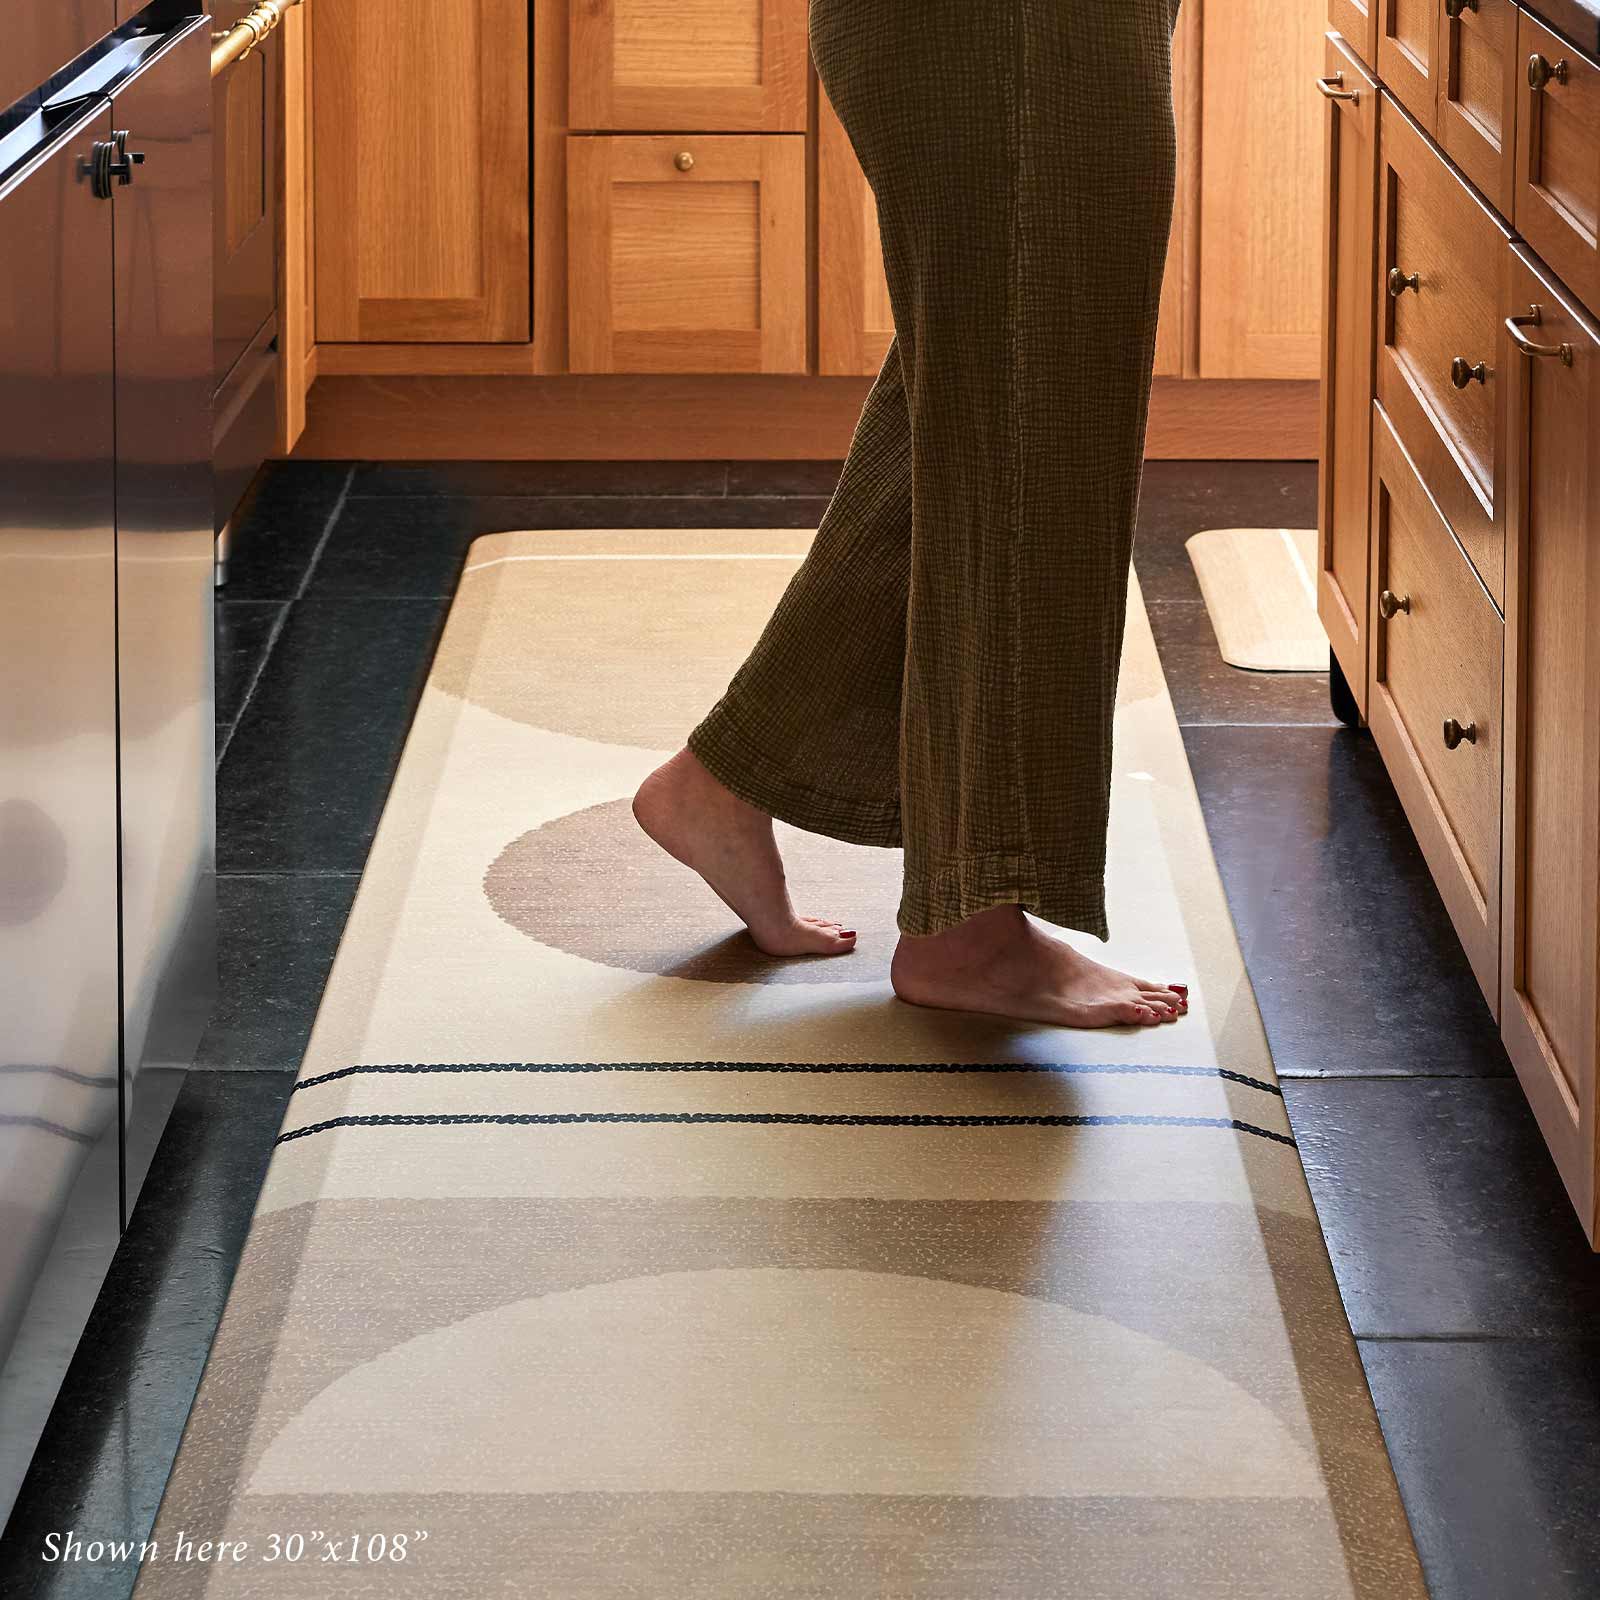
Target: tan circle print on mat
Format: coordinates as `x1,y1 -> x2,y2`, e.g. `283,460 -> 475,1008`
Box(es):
484,797 -> 903,982
432,550 -> 805,748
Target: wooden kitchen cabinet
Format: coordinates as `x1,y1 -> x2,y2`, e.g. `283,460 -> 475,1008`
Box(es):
1500,243 -> 1600,1242
1378,0 -> 1440,132
816,90 -> 895,377
567,134 -> 806,373
571,0 -> 808,131
311,0 -> 529,342
1376,91 -> 1511,607
1437,0 -> 1519,217
1318,32 -> 1380,717
1199,0 -> 1324,378
1330,0 -> 1379,65
1515,9 -> 1600,315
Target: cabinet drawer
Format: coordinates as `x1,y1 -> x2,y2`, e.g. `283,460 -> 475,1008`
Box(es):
1515,11 -> 1600,312
1438,0 -> 1518,214
1379,0 -> 1441,131
1330,0 -> 1379,70
1369,402 -> 1503,1007
571,0 -> 807,131
567,135 -> 807,374
1377,91 -> 1510,607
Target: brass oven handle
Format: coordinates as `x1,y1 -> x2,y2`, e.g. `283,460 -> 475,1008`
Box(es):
1506,306 -> 1575,367
1316,73 -> 1360,102
212,0 -> 304,78
1442,718 -> 1478,750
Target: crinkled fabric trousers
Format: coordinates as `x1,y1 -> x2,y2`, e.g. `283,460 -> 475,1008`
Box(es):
688,0 -> 1182,938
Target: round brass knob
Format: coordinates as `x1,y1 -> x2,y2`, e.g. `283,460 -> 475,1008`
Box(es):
1378,589 -> 1411,620
1442,717 -> 1478,750
674,150 -> 695,172
1528,53 -> 1569,91
1444,0 -> 1478,17
1388,267 -> 1420,298
1451,356 -> 1489,388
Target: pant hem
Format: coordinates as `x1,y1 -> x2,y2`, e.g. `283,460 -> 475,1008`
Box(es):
899,852 -> 1110,941
686,702 -> 903,849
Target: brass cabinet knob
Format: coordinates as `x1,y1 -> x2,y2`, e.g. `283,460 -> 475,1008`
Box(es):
1442,717 -> 1478,750
1450,356 -> 1489,388
1378,589 -> 1411,619
674,150 -> 695,172
1388,267 -> 1420,298
1528,53 -> 1569,91
1444,0 -> 1478,17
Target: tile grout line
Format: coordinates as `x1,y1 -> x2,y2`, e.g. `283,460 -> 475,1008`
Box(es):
293,463 -> 358,601
215,600 -> 292,771
1355,1331 -> 1600,1345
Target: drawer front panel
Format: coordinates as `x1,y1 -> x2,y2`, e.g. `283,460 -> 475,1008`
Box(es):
567,135 -> 807,374
1379,0 -> 1440,131
1378,92 -> 1509,605
1370,402 -> 1503,1002
1439,0 -> 1518,213
1329,0 -> 1379,69
1515,11 -> 1600,311
571,0 -> 808,131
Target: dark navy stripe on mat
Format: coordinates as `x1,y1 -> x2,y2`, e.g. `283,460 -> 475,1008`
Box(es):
276,1110 -> 1297,1148
292,1061 -> 1283,1098
0,1113 -> 99,1144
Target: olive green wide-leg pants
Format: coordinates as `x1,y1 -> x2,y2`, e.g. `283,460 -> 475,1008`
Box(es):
687,0 -> 1182,939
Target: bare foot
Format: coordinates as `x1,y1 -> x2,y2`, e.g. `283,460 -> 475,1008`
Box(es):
890,904 -> 1187,1028
633,749 -> 858,958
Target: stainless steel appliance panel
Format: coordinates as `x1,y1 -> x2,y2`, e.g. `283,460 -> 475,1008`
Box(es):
0,99 -> 121,1524
1,3 -> 116,118
109,16 -> 216,1221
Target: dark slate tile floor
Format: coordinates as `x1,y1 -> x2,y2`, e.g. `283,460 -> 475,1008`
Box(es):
4,457 -> 1599,1600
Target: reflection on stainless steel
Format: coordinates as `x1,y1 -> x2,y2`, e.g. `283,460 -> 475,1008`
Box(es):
111,20 -> 216,1221
0,97 -> 121,1521
0,2 -> 113,119
0,14 -> 215,1524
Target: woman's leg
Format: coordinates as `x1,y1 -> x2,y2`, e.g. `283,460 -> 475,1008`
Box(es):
633,339 -> 915,955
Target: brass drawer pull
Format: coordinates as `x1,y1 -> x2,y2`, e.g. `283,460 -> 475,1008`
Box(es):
1442,717 -> 1478,750
1506,305 -> 1574,366
1450,356 -> 1489,388
1444,0 -> 1478,16
1316,73 -> 1359,102
1528,53 -> 1570,91
1378,589 -> 1411,619
674,150 -> 696,172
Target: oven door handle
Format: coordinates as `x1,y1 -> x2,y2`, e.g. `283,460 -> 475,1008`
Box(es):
212,0 -> 303,79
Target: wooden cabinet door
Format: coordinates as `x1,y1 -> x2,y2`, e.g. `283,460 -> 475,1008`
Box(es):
1318,33 -> 1380,717
1199,0 -> 1324,378
816,88 -> 895,377
1378,0 -> 1441,133
1437,0 -> 1518,215
1329,0 -> 1379,69
1500,244 -> 1600,1244
571,0 -> 807,132
568,135 -> 806,373
313,0 -> 529,342
1514,12 -> 1600,315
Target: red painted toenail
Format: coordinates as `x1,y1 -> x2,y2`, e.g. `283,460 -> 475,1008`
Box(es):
840,929 -> 857,938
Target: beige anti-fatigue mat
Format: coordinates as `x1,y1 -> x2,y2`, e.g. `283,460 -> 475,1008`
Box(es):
135,530 -> 1425,1599
1187,527 -> 1330,671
